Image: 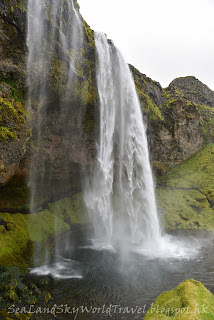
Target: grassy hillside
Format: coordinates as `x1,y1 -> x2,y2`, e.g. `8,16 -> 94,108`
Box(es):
157,143 -> 214,230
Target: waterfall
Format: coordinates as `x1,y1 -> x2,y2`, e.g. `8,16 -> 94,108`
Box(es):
27,0 -> 83,268
27,0 -> 196,272
84,32 -> 161,251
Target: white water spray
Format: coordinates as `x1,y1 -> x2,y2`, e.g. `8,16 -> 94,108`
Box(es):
84,32 -> 161,251
84,33 -> 199,260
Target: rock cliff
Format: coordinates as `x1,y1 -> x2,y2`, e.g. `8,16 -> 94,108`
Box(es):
0,0 -> 27,186
131,66 -> 214,173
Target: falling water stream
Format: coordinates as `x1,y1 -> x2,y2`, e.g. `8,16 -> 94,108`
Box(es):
27,0 -> 83,209
27,0 -> 84,276
83,32 -> 199,259
84,32 -> 161,248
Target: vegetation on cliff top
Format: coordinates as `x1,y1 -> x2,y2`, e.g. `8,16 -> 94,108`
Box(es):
144,279 -> 214,319
157,144 -> 214,230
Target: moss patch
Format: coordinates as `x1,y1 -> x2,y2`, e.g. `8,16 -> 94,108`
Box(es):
0,81 -> 26,141
0,266 -> 53,319
198,104 -> 214,142
144,279 -> 214,319
0,193 -> 87,270
0,310 -> 32,320
162,87 -> 214,144
157,144 -> 214,230
2,0 -> 27,14
48,193 -> 88,225
130,65 -> 164,121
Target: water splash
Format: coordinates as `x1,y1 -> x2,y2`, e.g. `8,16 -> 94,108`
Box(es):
30,258 -> 82,279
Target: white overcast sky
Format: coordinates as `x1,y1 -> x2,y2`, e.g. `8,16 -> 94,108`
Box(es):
78,0 -> 214,90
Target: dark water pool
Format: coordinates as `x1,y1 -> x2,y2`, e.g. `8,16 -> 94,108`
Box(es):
29,229 -> 214,320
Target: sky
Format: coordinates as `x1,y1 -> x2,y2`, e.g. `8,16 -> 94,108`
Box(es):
78,0 -> 214,90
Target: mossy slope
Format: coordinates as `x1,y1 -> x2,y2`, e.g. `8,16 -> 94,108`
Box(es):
157,144 -> 214,230
0,193 -> 87,270
144,279 -> 214,319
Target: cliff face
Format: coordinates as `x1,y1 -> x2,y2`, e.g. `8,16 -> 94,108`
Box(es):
131,68 -> 214,173
0,1 -> 28,187
0,0 -> 99,208
0,0 -> 213,209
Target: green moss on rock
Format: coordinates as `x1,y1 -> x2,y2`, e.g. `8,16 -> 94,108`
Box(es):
0,225 -> 6,233
48,193 -> 88,225
157,144 -> 214,230
0,311 -> 31,320
144,279 -> 214,319
2,0 -> 27,14
0,81 -> 26,141
0,266 -> 53,319
0,193 -> 87,270
162,87 -> 214,145
197,104 -> 214,142
130,65 -> 164,121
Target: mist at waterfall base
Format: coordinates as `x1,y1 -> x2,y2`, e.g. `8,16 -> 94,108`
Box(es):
27,0 -> 208,288
28,230 -> 214,320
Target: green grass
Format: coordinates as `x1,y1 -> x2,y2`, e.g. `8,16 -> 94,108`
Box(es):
157,144 -> 214,230
144,279 -> 214,319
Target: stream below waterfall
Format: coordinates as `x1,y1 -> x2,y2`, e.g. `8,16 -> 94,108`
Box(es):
28,229 -> 214,320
